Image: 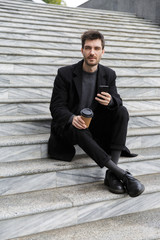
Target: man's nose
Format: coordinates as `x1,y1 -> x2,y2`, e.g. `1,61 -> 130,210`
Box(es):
90,48 -> 95,55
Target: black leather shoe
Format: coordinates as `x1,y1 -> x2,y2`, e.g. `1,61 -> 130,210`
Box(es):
123,171 -> 145,197
104,170 -> 125,194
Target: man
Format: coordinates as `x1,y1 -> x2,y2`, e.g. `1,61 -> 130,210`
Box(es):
48,30 -> 145,197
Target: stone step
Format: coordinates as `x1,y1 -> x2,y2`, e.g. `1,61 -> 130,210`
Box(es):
1,31 -> 160,44
129,110 -> 160,128
10,208 -> 160,240
0,99 -> 50,116
1,75 -> 160,87
1,0 -> 151,22
0,110 -> 160,136
117,76 -> 160,87
0,48 -> 160,61
0,86 -> 160,100
0,39 -> 160,53
0,64 -> 160,76
0,126 -> 160,162
0,98 -> 159,116
0,173 -> 159,239
1,21 -> 160,39
1,26 -> 160,42
0,55 -> 160,67
0,87 -> 52,100
0,154 -> 160,195
0,114 -> 51,136
124,98 -> 160,112
118,86 -> 160,98
0,75 -> 54,86
0,1 -> 152,25
1,14 -> 160,34
0,11 -> 160,34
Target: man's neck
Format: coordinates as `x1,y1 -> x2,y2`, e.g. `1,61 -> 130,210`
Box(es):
82,62 -> 98,73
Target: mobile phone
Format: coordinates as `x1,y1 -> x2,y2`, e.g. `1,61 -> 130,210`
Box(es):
98,85 -> 109,94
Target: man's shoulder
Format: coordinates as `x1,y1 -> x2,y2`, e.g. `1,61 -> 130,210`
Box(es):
58,60 -> 82,74
99,64 -> 115,75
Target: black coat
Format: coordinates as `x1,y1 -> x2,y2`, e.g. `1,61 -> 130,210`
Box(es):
48,60 -> 136,160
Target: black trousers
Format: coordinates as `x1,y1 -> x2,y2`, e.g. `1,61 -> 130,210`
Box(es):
63,106 -> 129,168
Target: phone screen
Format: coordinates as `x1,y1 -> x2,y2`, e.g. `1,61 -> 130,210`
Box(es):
98,85 -> 109,93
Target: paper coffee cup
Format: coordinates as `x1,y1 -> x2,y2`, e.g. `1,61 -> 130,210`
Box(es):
80,108 -> 94,128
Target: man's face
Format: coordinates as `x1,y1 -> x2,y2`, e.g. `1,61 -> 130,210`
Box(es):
81,39 -> 104,67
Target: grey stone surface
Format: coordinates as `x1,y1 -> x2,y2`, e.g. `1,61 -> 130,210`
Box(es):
0,174 -> 160,239
0,0 -> 160,239
12,209 -> 160,240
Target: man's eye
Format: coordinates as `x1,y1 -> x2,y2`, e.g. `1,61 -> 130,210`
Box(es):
85,47 -> 91,50
95,47 -> 101,51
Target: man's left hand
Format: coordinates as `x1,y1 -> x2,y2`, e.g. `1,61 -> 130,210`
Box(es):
95,92 -> 111,106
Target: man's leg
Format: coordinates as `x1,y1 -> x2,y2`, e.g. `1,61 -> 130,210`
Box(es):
63,124 -> 144,197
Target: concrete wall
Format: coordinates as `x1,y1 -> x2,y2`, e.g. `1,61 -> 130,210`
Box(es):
80,0 -> 160,25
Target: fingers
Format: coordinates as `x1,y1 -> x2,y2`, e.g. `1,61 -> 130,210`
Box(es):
95,92 -> 111,106
72,116 -> 87,129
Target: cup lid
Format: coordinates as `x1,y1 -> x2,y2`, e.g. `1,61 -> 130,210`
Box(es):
80,108 -> 94,118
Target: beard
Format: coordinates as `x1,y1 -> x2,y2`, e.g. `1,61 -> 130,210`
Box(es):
84,57 -> 98,67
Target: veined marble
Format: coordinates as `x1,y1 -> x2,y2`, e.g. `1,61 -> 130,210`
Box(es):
78,192 -> 160,224
129,115 -> 160,128
1,55 -> 160,69
0,64 -> 160,76
117,77 -> 160,87
0,75 -> 53,86
0,121 -> 50,136
126,134 -> 160,149
118,87 -> 160,98
0,143 -> 47,163
0,46 -> 160,61
0,191 -> 159,240
1,29 -> 160,44
0,172 -> 57,196
1,159 -> 160,195
1,19 -> 160,37
1,37 -> 160,51
0,129 -> 160,162
9,88 -> 52,99
0,27 -> 159,44
0,208 -> 77,240
0,102 -> 50,116
124,100 -> 160,111
0,89 -> 8,99
1,14 -> 160,34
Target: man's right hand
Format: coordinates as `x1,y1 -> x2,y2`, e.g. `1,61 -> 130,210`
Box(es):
72,116 -> 87,129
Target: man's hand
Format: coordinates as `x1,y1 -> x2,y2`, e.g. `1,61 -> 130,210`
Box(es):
72,115 -> 87,129
95,92 -> 111,106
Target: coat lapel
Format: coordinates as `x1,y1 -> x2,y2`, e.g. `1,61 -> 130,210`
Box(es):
73,60 -> 83,101
90,64 -> 106,111
97,64 -> 106,88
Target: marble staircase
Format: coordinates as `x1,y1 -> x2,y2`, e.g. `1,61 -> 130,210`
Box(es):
0,0 -> 160,239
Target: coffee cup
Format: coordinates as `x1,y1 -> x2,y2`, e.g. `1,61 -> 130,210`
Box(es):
80,108 -> 94,128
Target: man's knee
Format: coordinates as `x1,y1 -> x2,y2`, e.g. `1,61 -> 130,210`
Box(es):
65,124 -> 92,143
116,106 -> 129,122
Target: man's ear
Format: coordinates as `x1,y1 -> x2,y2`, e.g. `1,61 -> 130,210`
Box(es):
81,48 -> 83,55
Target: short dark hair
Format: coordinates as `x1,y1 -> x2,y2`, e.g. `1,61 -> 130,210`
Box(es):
81,30 -> 105,49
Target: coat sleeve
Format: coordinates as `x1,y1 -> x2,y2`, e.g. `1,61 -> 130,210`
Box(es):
50,69 -> 73,129
108,70 -> 123,108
